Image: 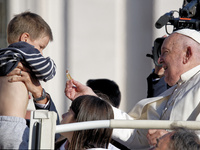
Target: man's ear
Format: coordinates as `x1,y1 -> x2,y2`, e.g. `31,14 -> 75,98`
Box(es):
183,46 -> 192,64
19,32 -> 30,42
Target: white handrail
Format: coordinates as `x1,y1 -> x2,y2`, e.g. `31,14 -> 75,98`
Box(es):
55,119 -> 200,133
29,111 -> 200,149
56,120 -> 110,133
110,120 -> 200,129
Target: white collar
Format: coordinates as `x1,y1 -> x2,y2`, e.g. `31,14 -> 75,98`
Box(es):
177,65 -> 200,85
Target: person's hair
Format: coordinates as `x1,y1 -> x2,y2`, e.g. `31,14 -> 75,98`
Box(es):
7,11 -> 53,44
86,79 -> 121,108
69,95 -> 114,150
169,127 -> 200,150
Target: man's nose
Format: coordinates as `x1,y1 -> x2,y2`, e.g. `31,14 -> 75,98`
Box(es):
158,57 -> 162,64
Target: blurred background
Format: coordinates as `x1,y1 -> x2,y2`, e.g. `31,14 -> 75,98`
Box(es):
0,0 -> 182,119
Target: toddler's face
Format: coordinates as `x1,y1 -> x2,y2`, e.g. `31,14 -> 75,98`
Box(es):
27,36 -> 50,55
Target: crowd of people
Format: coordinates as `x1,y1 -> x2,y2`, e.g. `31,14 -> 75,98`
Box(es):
1,11 -> 200,150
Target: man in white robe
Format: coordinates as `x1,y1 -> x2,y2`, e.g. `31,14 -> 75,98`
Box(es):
65,29 -> 200,150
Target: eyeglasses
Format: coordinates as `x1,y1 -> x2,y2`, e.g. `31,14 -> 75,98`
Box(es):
148,138 -> 159,150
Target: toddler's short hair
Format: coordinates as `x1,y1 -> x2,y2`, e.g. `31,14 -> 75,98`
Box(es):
7,11 -> 53,44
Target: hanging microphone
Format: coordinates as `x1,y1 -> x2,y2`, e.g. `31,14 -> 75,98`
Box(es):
155,12 -> 174,29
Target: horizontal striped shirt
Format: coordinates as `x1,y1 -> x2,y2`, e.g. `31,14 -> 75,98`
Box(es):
0,41 -> 56,82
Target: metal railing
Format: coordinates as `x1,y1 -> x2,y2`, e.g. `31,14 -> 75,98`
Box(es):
28,110 -> 200,149
55,119 -> 200,133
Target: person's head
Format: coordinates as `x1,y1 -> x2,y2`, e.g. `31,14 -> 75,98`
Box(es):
86,79 -> 121,108
7,11 -> 53,54
151,127 -> 200,150
61,95 -> 114,150
158,29 -> 200,86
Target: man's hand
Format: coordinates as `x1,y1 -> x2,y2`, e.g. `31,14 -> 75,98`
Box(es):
65,79 -> 96,100
147,129 -> 169,146
154,65 -> 165,78
7,62 -> 47,104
